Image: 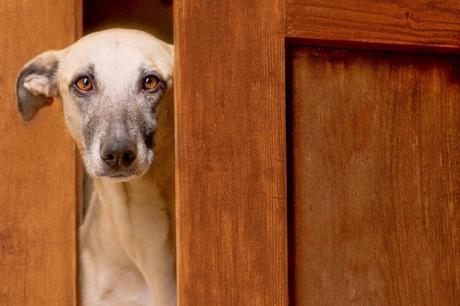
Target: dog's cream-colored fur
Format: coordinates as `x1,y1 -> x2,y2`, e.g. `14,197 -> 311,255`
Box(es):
17,29 -> 175,306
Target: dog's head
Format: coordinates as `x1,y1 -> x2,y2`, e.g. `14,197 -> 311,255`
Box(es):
16,29 -> 173,181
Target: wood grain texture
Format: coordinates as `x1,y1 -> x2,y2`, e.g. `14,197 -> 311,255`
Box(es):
288,47 -> 460,305
0,1 -> 81,305
174,1 -> 288,305
287,1 -> 460,52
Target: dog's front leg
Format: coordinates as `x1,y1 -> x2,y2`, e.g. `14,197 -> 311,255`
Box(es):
142,238 -> 177,306
118,209 -> 176,306
135,211 -> 176,306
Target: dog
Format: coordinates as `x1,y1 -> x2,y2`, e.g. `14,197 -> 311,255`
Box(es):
16,29 -> 176,306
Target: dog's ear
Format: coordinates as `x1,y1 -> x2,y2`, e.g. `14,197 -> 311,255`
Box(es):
16,50 -> 64,121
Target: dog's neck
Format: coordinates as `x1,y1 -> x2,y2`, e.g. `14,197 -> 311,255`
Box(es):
88,91 -> 176,305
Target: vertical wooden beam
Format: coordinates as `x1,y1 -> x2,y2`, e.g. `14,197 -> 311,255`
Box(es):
0,1 -> 81,305
175,1 -> 288,305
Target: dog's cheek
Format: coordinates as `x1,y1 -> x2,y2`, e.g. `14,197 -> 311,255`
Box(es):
80,135 -> 104,177
143,130 -> 155,150
61,96 -> 85,146
82,152 -> 97,177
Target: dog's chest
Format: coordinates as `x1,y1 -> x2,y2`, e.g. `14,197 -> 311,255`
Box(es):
81,256 -> 155,306
79,172 -> 176,306
79,192 -> 152,306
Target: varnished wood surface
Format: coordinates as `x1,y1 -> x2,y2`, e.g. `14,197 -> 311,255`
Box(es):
174,1 -> 288,305
287,1 -> 460,52
0,1 -> 80,305
289,46 -> 460,305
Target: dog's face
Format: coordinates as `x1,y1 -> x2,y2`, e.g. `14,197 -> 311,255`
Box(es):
16,29 -> 173,180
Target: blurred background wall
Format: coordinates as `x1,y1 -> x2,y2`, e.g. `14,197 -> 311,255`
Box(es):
84,0 -> 173,42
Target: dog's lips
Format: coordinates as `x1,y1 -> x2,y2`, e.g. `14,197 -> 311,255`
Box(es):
107,175 -> 134,182
108,173 -> 129,178
107,171 -> 136,178
101,173 -> 138,183
94,169 -> 141,181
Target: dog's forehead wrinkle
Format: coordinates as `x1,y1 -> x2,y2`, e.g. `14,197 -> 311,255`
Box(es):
69,43 -> 158,73
75,63 -> 95,76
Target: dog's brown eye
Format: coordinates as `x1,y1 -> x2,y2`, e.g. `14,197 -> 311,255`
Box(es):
142,75 -> 160,90
75,76 -> 93,91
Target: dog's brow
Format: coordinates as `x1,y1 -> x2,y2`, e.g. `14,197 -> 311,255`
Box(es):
72,64 -> 95,82
138,64 -> 163,79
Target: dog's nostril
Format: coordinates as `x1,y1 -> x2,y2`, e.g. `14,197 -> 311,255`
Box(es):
122,151 -> 136,167
101,150 -> 118,167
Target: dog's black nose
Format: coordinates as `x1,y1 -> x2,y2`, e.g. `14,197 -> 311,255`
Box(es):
101,138 -> 137,168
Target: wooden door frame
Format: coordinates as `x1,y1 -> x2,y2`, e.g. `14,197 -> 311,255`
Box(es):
175,1 -> 460,305
174,1 -> 288,305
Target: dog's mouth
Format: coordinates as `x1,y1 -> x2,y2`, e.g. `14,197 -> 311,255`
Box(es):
94,167 -> 144,181
106,174 -> 135,182
87,160 -> 153,182
108,173 -> 129,178
108,173 -> 130,179
93,156 -> 153,180
94,173 -> 134,183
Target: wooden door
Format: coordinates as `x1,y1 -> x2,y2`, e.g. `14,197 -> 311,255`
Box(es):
0,1 -> 81,305
289,47 -> 460,305
175,1 -> 460,305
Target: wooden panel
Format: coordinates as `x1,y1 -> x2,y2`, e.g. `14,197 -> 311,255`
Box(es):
287,1 -> 460,52
289,47 -> 460,305
0,1 -> 81,305
174,1 -> 288,305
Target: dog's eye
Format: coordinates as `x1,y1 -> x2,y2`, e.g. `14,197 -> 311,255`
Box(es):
75,76 -> 93,91
142,75 -> 160,91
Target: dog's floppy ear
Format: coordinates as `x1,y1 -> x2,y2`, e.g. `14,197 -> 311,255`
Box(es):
16,50 -> 64,121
